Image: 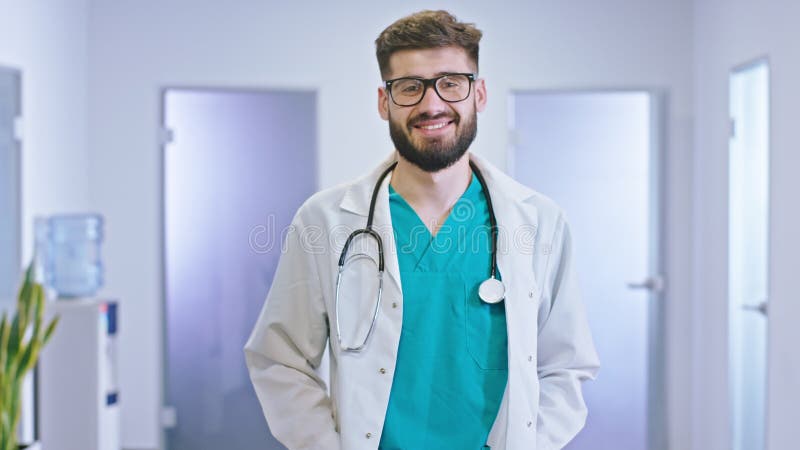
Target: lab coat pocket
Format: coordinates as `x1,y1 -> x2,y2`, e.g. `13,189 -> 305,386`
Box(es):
465,281 -> 509,371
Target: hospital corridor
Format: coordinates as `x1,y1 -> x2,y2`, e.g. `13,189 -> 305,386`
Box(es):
0,1 -> 798,449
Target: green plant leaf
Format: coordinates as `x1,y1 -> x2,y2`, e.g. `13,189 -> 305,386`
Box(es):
0,313 -> 8,371
43,317 -> 59,346
0,409 -> 9,449
30,284 -> 44,341
16,340 -> 38,380
5,315 -> 20,375
16,263 -> 35,335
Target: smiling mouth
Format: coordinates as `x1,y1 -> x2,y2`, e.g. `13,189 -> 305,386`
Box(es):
412,119 -> 455,131
417,121 -> 450,130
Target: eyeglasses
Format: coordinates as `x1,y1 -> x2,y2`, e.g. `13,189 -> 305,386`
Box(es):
385,73 -> 476,107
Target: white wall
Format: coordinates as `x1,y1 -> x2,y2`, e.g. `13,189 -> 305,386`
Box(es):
0,1 -> 91,266
87,1 -> 694,448
692,2 -> 800,449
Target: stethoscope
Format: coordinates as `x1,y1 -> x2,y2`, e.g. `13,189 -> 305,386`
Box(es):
335,160 -> 505,352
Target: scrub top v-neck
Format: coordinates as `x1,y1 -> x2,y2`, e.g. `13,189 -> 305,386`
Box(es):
379,172 -> 509,450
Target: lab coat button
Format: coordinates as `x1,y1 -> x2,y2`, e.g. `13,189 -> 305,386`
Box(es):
379,368 -> 386,374
392,302 -> 398,309
528,290 -> 535,298
527,420 -> 533,428
366,432 -> 372,439
528,355 -> 534,362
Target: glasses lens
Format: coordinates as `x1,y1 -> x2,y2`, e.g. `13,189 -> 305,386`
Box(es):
390,78 -> 424,106
435,74 -> 471,102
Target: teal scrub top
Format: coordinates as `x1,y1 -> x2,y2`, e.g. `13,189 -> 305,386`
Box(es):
380,173 -> 508,450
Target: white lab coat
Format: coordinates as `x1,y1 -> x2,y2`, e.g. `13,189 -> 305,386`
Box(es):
244,152 -> 599,450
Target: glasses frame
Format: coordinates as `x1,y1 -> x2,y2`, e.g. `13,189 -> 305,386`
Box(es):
384,73 -> 476,107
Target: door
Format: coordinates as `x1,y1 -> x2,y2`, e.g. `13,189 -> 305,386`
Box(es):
0,66 -> 21,304
163,88 -> 316,450
511,90 -> 663,450
728,60 -> 769,450
0,66 -> 33,446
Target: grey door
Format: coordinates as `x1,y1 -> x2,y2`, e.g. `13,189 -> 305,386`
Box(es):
511,91 -> 664,450
0,66 -> 21,304
163,88 -> 316,450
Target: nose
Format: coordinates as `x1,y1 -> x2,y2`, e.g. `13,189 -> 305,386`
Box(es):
415,83 -> 449,114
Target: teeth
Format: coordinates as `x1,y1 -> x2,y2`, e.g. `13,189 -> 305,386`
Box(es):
420,122 -> 447,130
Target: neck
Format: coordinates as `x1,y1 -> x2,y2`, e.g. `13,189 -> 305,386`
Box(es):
389,151 -> 472,233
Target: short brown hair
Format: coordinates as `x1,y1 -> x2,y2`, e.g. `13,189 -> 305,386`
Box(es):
375,10 -> 483,79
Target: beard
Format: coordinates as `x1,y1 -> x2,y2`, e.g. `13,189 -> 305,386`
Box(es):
389,107 -> 478,173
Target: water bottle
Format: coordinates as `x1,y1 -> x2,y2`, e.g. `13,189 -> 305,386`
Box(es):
36,214 -> 104,298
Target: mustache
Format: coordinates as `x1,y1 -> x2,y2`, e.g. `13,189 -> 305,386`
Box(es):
408,112 -> 459,127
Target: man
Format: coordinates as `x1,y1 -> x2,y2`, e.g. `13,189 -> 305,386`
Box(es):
245,10 -> 599,450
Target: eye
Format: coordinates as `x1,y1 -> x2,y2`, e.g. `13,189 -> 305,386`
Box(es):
391,79 -> 423,96
438,76 -> 464,90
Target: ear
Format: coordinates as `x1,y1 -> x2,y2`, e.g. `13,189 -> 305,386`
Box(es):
474,78 -> 487,113
378,86 -> 390,121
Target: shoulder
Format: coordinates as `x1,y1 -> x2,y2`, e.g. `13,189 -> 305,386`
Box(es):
473,154 -> 567,223
292,182 -> 351,226
293,154 -> 395,226
526,190 -> 567,225
515,181 -> 569,245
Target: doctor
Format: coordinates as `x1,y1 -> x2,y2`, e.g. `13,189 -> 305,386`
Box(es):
245,10 -> 599,450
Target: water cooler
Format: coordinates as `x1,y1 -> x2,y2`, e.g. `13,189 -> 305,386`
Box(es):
39,299 -> 120,450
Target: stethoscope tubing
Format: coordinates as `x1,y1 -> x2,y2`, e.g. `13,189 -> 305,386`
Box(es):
468,160 -> 499,281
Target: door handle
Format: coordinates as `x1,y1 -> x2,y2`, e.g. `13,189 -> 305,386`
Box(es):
742,301 -> 768,317
626,275 -> 665,293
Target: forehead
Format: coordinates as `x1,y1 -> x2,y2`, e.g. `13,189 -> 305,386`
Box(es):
386,46 -> 474,79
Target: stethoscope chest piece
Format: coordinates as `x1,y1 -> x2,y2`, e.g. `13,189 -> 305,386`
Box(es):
478,277 -> 505,304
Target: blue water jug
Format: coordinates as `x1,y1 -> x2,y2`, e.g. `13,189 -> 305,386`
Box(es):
36,214 -> 104,298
